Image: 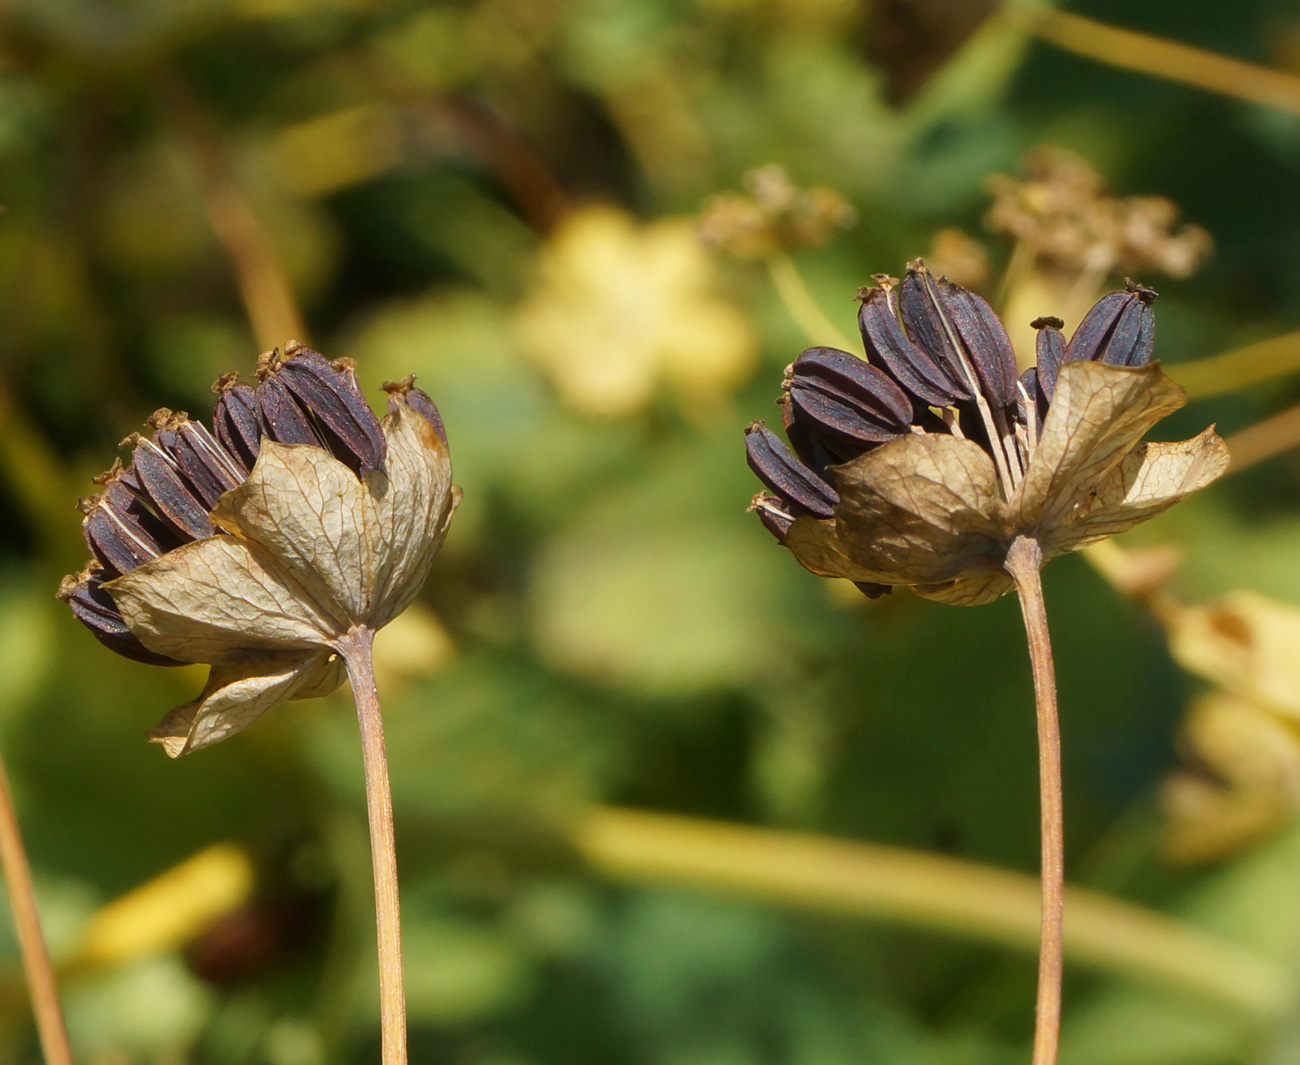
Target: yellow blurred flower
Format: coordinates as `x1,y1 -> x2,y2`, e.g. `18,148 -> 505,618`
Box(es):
515,206 -> 756,416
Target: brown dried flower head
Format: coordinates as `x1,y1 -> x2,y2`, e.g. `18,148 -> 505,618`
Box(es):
697,164 -> 857,259
745,261 -> 1228,604
58,344 -> 460,755
985,145 -> 1212,281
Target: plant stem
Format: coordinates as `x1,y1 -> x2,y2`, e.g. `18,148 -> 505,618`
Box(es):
765,253 -> 857,352
1004,535 -> 1063,1065
0,751 -> 73,1065
336,625 -> 407,1065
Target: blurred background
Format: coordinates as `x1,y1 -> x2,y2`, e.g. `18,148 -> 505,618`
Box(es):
7,0 -> 1300,1061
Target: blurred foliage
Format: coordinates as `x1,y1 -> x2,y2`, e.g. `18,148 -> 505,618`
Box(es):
9,0 -> 1300,1062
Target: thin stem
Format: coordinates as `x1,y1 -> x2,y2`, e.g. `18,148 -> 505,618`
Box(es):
1222,401 -> 1300,475
1020,4 -> 1300,116
0,752 -> 74,1065
765,253 -> 857,352
336,626 -> 407,1065
572,805 -> 1284,1019
1004,535 -> 1063,1065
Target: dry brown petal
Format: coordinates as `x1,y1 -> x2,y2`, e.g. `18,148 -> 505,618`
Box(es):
105,536 -> 336,663
1013,360 -> 1188,533
829,433 -> 1007,585
1045,428 -> 1228,557
147,651 -> 345,757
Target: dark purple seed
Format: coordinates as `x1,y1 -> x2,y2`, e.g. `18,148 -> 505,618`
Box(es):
256,375 -> 323,448
789,386 -> 904,451
859,281 -> 967,407
1065,287 -> 1156,368
82,482 -> 171,577
383,376 -> 448,447
854,581 -> 891,599
277,347 -> 387,473
790,347 -> 913,428
745,423 -> 839,517
749,492 -> 795,541
171,420 -> 242,509
213,378 -> 263,473
58,572 -> 182,667
125,436 -> 214,541
1031,316 -> 1065,401
932,280 -> 1019,408
1018,367 -> 1047,430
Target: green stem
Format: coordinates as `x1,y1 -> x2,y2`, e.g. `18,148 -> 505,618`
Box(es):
336,626 -> 407,1065
765,253 -> 856,351
1004,535 -> 1063,1065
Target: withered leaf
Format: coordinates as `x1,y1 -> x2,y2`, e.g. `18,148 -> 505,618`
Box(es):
831,432 -> 1008,585
1014,360 -> 1186,533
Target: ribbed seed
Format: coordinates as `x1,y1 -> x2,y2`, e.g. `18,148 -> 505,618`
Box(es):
1031,316 -> 1066,401
859,279 -> 967,407
257,374 -> 323,448
57,571 -> 181,667
278,346 -> 387,473
788,346 -> 912,448
1065,285 -> 1156,368
149,410 -> 243,510
81,479 -> 174,577
744,423 -> 839,517
122,434 -> 214,540
930,276 -> 1019,408
383,375 -> 448,447
749,492 -> 795,541
212,376 -> 263,473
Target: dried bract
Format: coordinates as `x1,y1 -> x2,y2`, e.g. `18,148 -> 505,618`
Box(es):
747,261 -> 1227,604
59,344 -> 460,755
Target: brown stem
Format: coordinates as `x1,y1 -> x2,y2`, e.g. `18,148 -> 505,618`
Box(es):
0,752 -> 73,1065
1004,536 -> 1063,1065
336,626 -> 407,1065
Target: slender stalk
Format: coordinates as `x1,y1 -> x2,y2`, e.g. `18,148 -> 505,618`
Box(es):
335,625 -> 407,1065
765,253 -> 857,352
0,752 -> 73,1065
1223,401 -> 1300,474
573,805 -> 1285,1019
1022,4 -> 1300,115
1004,535 -> 1063,1065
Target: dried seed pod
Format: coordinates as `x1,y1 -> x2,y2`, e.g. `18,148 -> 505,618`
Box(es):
859,279 -> 967,407
749,491 -> 795,540
382,376 -> 447,447
1065,283 -> 1156,368
787,347 -> 913,450
212,376 -> 264,474
278,345 -> 387,474
81,479 -> 176,578
901,263 -> 1017,408
256,374 -> 323,448
121,434 -> 214,541
1031,316 -> 1066,402
57,569 -> 181,666
149,410 -> 243,510
745,422 -> 839,517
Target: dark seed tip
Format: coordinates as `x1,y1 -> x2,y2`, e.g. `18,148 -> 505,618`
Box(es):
118,432 -> 145,450
744,420 -> 766,435
869,272 -> 898,290
76,494 -> 100,516
1030,316 -> 1065,330
332,356 -> 357,374
1125,278 -> 1159,304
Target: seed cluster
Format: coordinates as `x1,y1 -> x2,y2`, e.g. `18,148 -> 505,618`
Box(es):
746,261 -> 1158,595
58,344 -> 445,665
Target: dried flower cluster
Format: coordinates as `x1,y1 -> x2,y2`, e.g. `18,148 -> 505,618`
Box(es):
697,164 -> 857,259
985,146 -> 1212,281
59,344 -> 459,755
746,261 -> 1228,604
